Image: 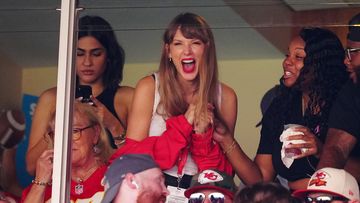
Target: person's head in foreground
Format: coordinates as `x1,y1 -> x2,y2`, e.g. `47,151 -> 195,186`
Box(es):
234,182 -> 299,203
292,167 -> 360,203
184,169 -> 237,203
344,12 -> 360,82
101,154 -> 169,203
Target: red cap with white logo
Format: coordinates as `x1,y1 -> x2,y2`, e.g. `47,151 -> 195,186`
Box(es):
184,169 -> 236,199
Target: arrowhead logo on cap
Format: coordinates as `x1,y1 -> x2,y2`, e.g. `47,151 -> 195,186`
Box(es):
309,171 -> 328,187
198,170 -> 223,184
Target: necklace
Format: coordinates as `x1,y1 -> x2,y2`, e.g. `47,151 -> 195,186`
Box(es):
73,163 -> 99,195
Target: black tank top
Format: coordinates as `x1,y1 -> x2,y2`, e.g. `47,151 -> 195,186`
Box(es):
96,87 -> 125,149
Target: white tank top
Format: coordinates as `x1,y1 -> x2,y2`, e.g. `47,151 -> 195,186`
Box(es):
149,72 -> 222,176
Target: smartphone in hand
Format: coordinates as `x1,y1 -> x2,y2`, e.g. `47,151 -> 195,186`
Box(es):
75,85 -> 93,104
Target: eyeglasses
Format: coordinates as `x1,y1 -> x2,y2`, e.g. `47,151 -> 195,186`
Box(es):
189,192 -> 225,203
305,195 -> 349,203
72,124 -> 94,141
345,47 -> 360,61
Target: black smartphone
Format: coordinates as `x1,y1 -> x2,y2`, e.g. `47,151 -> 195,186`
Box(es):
75,85 -> 93,103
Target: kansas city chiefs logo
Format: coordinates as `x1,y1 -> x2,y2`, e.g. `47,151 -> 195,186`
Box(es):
198,170 -> 223,184
309,171 -> 328,187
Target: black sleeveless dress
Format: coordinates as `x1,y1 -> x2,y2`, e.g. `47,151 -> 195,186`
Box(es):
96,87 -> 126,149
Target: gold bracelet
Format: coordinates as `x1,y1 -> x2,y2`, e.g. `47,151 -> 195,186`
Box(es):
32,179 -> 52,186
223,140 -> 237,155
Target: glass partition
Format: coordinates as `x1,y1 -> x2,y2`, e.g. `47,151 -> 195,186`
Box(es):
0,0 -> 359,202
0,0 -> 61,198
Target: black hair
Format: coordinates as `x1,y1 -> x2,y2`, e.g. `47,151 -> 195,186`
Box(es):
348,12 -> 360,41
297,27 -> 348,138
234,182 -> 300,203
266,27 -> 348,141
78,15 -> 125,90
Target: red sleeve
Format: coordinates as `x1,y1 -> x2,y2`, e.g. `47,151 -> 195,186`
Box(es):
2,191 -> 20,203
20,185 -> 31,203
20,185 -> 52,203
190,127 -> 233,176
110,115 -> 193,170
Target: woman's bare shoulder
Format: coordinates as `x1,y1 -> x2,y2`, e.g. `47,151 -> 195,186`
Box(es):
37,87 -> 57,106
220,82 -> 237,100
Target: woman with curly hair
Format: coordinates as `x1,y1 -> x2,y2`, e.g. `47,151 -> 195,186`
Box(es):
254,27 -> 348,190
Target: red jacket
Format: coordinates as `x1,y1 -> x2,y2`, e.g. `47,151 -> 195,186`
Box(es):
190,128 -> 233,175
110,115 -> 233,176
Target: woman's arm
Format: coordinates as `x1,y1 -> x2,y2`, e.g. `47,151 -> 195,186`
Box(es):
22,150 -> 53,203
214,130 -> 262,185
114,86 -> 134,128
218,83 -> 237,134
22,184 -> 47,203
216,83 -> 267,184
126,76 -> 155,141
26,88 -> 56,175
189,83 -> 238,175
253,101 -> 278,183
90,86 -> 134,147
254,154 -> 275,182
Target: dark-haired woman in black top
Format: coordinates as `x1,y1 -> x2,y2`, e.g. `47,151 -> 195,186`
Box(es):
255,27 -> 348,190
26,15 -> 134,175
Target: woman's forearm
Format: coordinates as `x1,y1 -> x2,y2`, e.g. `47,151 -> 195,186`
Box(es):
221,138 -> 262,185
26,139 -> 48,175
23,185 -> 47,203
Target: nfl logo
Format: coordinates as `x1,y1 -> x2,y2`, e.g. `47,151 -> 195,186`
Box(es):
75,184 -> 84,195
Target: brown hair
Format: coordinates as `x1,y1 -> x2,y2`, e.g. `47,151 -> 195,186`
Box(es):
158,12 -> 219,122
234,182 -> 300,203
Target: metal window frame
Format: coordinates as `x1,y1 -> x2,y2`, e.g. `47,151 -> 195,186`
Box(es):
52,0 -> 78,202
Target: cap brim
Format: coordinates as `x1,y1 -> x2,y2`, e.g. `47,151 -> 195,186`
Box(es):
292,189 -> 348,199
101,182 -> 121,203
184,185 -> 234,200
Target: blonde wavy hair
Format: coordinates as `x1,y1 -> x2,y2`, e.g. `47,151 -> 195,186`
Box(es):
48,101 -> 113,164
73,101 -> 114,163
158,12 -> 220,122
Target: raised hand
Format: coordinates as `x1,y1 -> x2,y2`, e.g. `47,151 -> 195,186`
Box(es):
193,103 -> 214,134
184,103 -> 196,125
286,126 -> 322,159
90,96 -> 124,138
212,118 -> 233,147
35,149 -> 54,184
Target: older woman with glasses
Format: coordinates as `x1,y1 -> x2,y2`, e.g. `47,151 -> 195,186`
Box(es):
21,101 -> 114,203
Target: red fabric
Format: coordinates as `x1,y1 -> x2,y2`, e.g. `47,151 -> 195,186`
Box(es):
190,127 -> 233,176
110,115 -> 193,170
110,115 -> 233,176
21,165 -> 107,203
2,191 -> 21,203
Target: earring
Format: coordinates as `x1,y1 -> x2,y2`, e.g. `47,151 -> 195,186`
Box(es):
169,57 -> 172,62
93,144 -> 100,154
